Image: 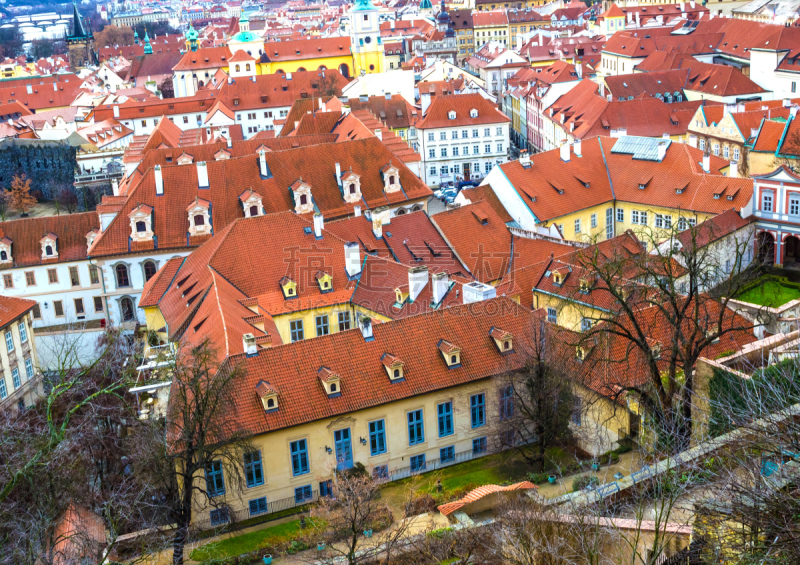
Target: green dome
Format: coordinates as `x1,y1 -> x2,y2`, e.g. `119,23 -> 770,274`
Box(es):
232,30 -> 259,42
185,25 -> 198,41
352,0 -> 377,11
420,0 -> 433,8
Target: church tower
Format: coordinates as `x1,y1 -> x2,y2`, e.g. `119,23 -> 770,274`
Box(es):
66,2 -> 95,71
185,24 -> 200,52
143,29 -> 153,55
349,0 -> 384,77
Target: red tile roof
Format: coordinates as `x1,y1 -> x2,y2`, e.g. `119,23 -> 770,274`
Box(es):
676,208 -> 753,250
346,94 -> 419,130
0,212 -> 99,269
173,46 -> 233,71
0,295 -> 36,330
438,481 -> 537,516
262,37 -> 353,62
416,93 -> 509,130
139,256 -> 184,309
380,210 -> 458,273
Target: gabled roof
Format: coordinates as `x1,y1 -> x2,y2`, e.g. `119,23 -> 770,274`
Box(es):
0,295 -> 36,330
0,212 -> 99,269
416,93 -> 509,129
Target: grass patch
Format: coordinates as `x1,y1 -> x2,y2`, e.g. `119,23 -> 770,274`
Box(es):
737,276 -> 800,307
195,503 -> 313,540
190,519 -> 304,562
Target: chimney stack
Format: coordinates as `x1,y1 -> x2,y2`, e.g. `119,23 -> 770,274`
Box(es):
408,266 -> 428,303
344,241 -> 361,278
463,281 -> 497,304
113,105 -> 120,118
360,316 -> 374,341
226,136 -> 232,148
313,213 -> 324,238
354,205 -> 362,217
657,141 -> 668,162
432,271 -> 449,305
702,154 -> 711,173
560,143 -> 571,162
729,162 -> 739,178
372,214 -> 383,238
154,165 -> 163,195
258,151 -> 270,177
375,129 -> 382,140
335,162 -> 342,184
573,139 -> 582,157
243,333 -> 258,355
197,162 -> 209,188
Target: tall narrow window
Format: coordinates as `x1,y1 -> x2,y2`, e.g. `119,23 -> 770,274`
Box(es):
25,357 -> 33,380
470,393 -> 485,428
290,320 -> 304,342
25,271 -> 35,286
74,298 -> 85,315
338,312 -> 351,331
5,331 -> 14,353
244,451 -> 264,487
120,298 -> 134,322
18,322 -> 27,344
315,315 -> 329,337
499,386 -> 514,420
407,409 -> 424,445
144,261 -> 157,282
290,439 -> 310,476
94,297 -> 103,313
53,300 -> 64,317
437,401 -> 453,437
762,192 -> 773,212
12,368 -> 20,389
0,376 -> 6,399
89,265 -> 100,285
116,264 -> 130,288
205,460 -> 225,496
369,419 -> 387,455
69,266 -> 80,287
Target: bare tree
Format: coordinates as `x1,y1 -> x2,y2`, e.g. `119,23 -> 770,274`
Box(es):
308,471 -> 411,565
132,339 -> 254,565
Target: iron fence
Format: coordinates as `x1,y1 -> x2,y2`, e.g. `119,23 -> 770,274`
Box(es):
380,446 -> 484,483
193,490 -> 319,531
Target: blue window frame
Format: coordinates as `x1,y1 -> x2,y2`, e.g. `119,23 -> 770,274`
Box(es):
437,402 -> 453,437
248,497 -> 268,516
470,393 -> 486,428
440,446 -> 455,463
205,460 -> 225,496
407,409 -> 424,446
499,386 -> 514,421
294,485 -> 313,503
410,453 -> 426,472
473,437 -> 487,455
210,508 -> 229,526
290,439 -> 310,476
244,451 -> 264,487
372,464 -> 389,480
320,480 -> 333,497
369,419 -> 387,456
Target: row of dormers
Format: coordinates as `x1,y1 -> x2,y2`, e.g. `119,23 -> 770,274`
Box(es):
0,233 -> 59,264
279,270 -> 332,298
253,328 -> 515,412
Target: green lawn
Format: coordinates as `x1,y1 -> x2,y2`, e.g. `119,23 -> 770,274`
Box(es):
737,278 -> 800,307
190,519 -> 305,562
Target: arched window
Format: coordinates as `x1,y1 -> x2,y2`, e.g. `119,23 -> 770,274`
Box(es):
235,64 -> 241,72
349,183 -> 356,194
330,383 -> 337,392
0,251 -> 6,261
411,205 -> 422,212
250,205 -> 259,216
45,245 -> 53,256
194,215 -> 205,226
300,194 -> 308,205
120,297 -> 134,322
389,175 -> 395,184
267,398 -> 275,408
451,355 -> 457,364
143,261 -> 157,282
246,63 -> 251,71
136,221 -> 147,232
338,63 -> 349,78
297,67 -> 307,72
116,264 -> 130,288
318,65 -> 327,70
393,368 -> 400,378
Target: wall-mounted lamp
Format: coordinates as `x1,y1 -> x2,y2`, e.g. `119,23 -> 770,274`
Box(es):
359,437 -> 367,445
325,445 -> 332,454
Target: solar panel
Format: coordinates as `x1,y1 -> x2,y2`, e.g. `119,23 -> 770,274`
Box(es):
611,136 -> 671,161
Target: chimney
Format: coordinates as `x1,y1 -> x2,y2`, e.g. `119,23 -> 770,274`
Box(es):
26,84 -> 32,94
228,76 -> 233,84
335,162 -> 342,185
576,64 -> 582,79
792,107 -> 799,118
385,91 -> 391,100
258,150 -> 270,177
313,213 -> 324,238
375,129 -> 382,140
729,162 -> 739,178
657,141 -> 667,161
690,0 -> 695,8
463,281 -> 497,304
432,271 -> 449,305
226,136 -> 232,148
319,97 -> 325,111
679,2 -> 685,11
372,214 -> 383,238
344,241 -> 361,278
519,150 -> 532,168
359,315 -> 374,341
573,139 -> 582,157
113,105 -> 120,118
154,165 -> 163,195
702,154 -> 710,173
751,128 -> 759,138
560,143 -> 570,162
354,205 -> 362,217
197,161 -> 209,188
635,12 -> 640,26
53,82 -> 57,92
408,266 -> 428,303
294,120 -> 300,131
243,333 -> 258,355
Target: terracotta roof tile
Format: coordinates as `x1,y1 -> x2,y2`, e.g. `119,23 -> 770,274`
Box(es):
0,295 -> 36,330
416,93 -> 509,130
0,212 -> 99,269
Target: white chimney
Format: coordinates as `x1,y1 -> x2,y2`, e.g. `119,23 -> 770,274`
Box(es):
243,333 -> 258,355
463,281 -> 497,304
335,162 -> 342,184
408,266 -> 428,303
375,129 -> 382,140
313,213 -> 324,237
635,11 -> 640,26
679,2 -> 685,11
690,0 -> 696,8
259,150 -> 268,177
26,84 -> 32,94
113,105 -> 120,118
344,241 -> 361,278
319,97 -> 325,111
359,315 -> 374,341
226,136 -> 232,148
197,162 -> 209,188
560,143 -> 571,162
657,141 -> 668,162
432,271 -> 449,305
154,165 -> 163,195
372,213 -> 383,238
729,163 -> 739,178
354,205 -> 362,217
702,154 -> 710,173
576,64 -> 582,79
53,82 -> 57,92
573,139 -> 582,156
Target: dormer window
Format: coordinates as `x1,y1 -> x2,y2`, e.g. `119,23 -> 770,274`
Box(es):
291,179 -> 314,214
576,346 -> 586,361
316,271 -> 333,293
256,380 -> 278,413
177,152 -> 194,165
438,339 -> 462,368
186,197 -> 212,237
0,236 -> 11,264
470,108 -> 478,118
214,149 -> 231,160
341,170 -> 362,203
40,232 -> 59,259
394,287 -> 408,305
579,278 -> 589,294
381,163 -> 401,193
318,367 -> 342,398
128,204 -> 154,241
280,276 -> 297,299
490,327 -> 513,354
448,110 -> 456,120
239,189 -> 263,218
381,353 -> 405,382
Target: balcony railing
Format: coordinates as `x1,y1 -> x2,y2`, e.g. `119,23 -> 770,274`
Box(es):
193,490 -> 319,531
73,170 -> 124,185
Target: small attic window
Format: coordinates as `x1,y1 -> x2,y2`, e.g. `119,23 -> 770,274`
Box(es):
318,367 -> 342,398
576,346 -> 586,361
448,110 -> 456,120
490,327 -> 513,354
553,272 -> 562,286
256,380 -> 278,413
382,353 -> 405,382
280,276 -> 297,299
579,278 -> 589,293
470,108 -> 478,118
438,340 -> 462,368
